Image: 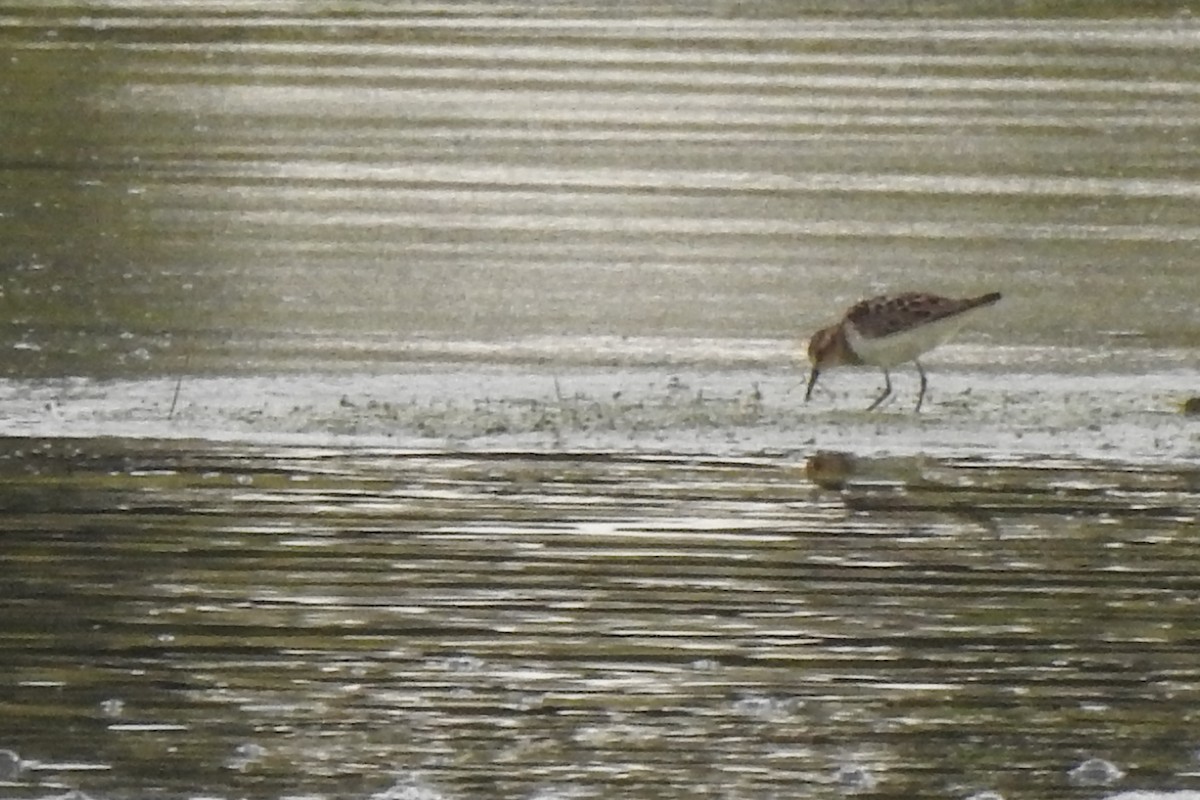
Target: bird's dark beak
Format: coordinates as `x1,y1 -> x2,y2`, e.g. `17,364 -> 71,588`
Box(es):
804,367 -> 820,401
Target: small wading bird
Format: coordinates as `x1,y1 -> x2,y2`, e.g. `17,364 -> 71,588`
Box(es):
805,291 -> 1002,412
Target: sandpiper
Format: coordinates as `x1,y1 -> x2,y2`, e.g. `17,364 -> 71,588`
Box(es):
804,291 -> 1002,412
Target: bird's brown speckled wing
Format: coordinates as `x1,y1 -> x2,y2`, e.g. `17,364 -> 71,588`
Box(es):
845,292 -> 1001,339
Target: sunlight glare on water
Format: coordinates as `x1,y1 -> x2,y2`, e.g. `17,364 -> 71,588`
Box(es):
0,441 -> 1199,799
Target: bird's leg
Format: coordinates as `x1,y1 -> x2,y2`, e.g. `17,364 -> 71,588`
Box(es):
866,368 -> 892,411
804,367 -> 821,402
913,360 -> 928,412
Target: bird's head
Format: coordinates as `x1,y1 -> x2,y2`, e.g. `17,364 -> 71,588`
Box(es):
804,324 -> 857,401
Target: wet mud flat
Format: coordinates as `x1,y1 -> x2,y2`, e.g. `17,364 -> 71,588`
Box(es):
0,393 -> 1199,799
0,349 -> 1197,461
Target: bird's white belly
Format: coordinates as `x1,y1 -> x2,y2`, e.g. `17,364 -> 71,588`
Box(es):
845,314 -> 971,367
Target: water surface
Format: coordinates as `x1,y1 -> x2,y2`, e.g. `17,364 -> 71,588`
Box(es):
2,439 -> 1200,800
1,4 -> 1200,799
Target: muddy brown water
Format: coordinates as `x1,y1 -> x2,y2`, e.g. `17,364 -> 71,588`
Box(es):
2,4 -> 1200,800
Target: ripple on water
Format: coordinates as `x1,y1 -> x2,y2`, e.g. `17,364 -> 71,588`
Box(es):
0,440 -> 1199,797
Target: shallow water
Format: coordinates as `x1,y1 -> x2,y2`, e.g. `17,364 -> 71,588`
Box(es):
2,3 -> 1200,800
4,5 -> 1200,376
1,439 -> 1200,800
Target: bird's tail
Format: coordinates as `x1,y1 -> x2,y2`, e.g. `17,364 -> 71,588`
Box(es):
966,291 -> 1002,310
